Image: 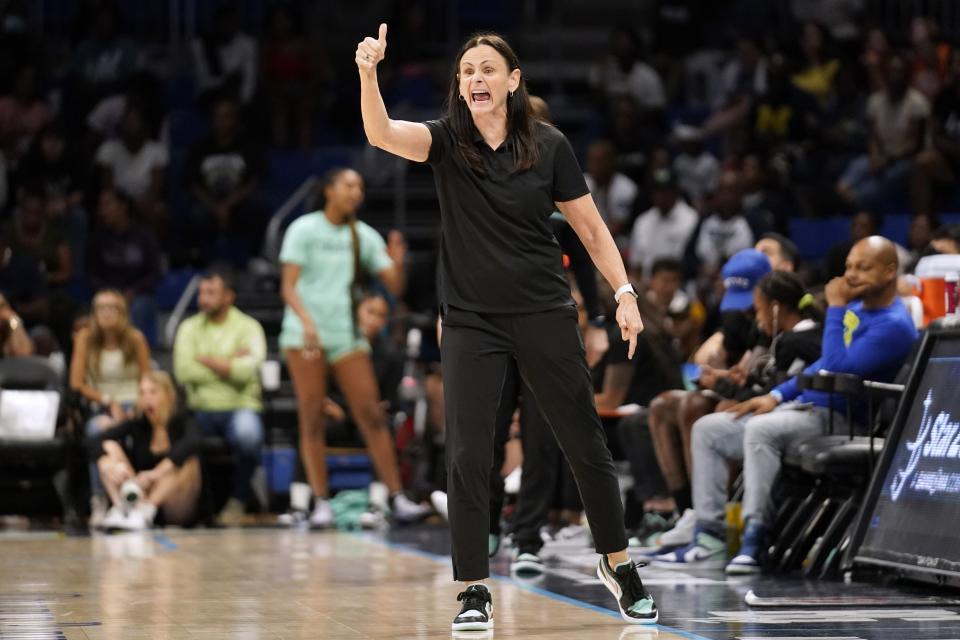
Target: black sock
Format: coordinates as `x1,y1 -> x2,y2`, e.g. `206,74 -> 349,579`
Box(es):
673,486 -> 692,514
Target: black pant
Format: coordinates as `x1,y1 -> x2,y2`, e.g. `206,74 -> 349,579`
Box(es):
489,362 -> 582,552
617,411 -> 669,503
442,305 -> 627,581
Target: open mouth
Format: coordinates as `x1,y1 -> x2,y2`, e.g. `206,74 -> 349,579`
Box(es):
471,91 -> 491,103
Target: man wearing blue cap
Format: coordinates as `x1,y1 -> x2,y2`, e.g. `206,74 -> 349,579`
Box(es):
654,237 -> 917,574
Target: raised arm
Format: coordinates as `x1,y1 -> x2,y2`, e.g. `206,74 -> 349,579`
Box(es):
356,23 -> 432,162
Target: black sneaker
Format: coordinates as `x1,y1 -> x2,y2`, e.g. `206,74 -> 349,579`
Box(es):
452,584 -> 493,631
510,545 -> 544,575
597,557 -> 658,624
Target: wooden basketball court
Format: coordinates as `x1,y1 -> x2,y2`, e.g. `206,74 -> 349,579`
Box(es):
4,525 -> 960,639
2,528 -> 674,639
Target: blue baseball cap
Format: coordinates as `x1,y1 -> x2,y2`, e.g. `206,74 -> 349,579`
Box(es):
720,249 -> 772,312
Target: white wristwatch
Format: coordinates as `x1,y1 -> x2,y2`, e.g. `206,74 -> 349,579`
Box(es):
614,283 -> 638,304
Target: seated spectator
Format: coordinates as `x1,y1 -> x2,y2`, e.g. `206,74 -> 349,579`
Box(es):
589,26 -> 666,113
790,21 -> 840,104
90,371 -> 203,531
356,292 -> 403,408
0,292 -> 34,357
173,269 -> 266,526
0,232 -> 48,326
70,288 -> 151,525
911,52 -> 960,219
654,237 -> 917,573
0,64 -> 51,167
87,189 -> 162,346
905,213 -> 939,269
694,170 -> 755,276
628,167 -> 698,278
584,139 -> 638,242
837,54 -> 929,212
183,97 -> 268,267
70,5 -> 142,116
672,125 -> 720,210
645,257 -> 704,360
16,123 -> 87,273
859,26 -> 890,91
750,52 -> 821,155
755,232 -> 800,273
3,185 -> 71,286
930,223 -> 960,255
191,5 -> 258,105
701,34 -> 768,141
262,4 -> 321,149
86,72 -> 168,147
95,103 -> 168,238
645,249 -> 771,538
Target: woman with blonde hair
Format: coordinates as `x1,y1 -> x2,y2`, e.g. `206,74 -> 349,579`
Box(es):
70,288 -> 151,524
90,371 -> 203,530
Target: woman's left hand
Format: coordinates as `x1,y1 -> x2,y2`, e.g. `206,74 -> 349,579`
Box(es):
615,297 -> 644,359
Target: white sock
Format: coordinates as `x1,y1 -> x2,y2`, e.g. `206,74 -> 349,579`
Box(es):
614,558 -> 633,572
289,482 -> 311,511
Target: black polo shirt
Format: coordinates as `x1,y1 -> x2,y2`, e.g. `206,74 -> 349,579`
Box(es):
425,118 -> 590,313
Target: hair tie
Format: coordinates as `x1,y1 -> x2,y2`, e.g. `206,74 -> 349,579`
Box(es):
797,293 -> 815,310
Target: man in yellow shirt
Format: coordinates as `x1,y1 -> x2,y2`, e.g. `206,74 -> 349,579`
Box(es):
173,270 -> 266,525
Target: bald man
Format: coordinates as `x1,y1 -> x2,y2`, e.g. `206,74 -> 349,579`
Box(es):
654,236 -> 918,574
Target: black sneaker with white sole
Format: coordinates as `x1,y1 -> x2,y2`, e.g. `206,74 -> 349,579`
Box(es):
510,546 -> 544,575
452,584 -> 493,631
597,557 -> 659,624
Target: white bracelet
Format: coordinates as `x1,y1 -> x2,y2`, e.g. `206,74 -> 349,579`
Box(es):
614,284 -> 637,304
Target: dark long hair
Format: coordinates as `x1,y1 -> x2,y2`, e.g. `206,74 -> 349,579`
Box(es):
445,32 -> 540,176
312,166 -> 354,211
757,271 -> 823,323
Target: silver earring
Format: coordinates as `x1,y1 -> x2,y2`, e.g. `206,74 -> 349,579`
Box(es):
458,94 -> 465,101
509,90 -> 514,98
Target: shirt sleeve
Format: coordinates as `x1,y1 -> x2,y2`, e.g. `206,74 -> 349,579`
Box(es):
552,131 -> 590,202
173,317 -> 218,386
88,418 -> 136,462
279,218 -> 309,266
228,316 -> 267,385
167,414 -> 204,467
424,119 -> 449,165
358,222 -> 394,276
816,306 -> 915,377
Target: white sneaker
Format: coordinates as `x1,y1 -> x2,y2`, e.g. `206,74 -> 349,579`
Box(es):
430,490 -> 448,522
89,495 -> 109,528
551,524 -> 590,545
309,500 -> 334,530
390,493 -> 432,524
653,509 -> 697,547
100,505 -> 151,531
277,509 -> 308,527
99,506 -> 127,530
358,506 -> 388,530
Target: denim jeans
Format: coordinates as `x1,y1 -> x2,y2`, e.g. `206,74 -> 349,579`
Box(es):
194,409 -> 264,502
690,403 -> 842,531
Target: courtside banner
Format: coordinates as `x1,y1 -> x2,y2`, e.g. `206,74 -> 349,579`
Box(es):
855,331 -> 960,578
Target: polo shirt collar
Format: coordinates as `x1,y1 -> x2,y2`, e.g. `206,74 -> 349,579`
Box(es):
471,126 -> 514,154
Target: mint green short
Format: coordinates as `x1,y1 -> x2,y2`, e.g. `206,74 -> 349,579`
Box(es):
279,327 -> 370,364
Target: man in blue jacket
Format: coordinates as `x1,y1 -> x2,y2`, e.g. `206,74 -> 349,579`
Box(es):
654,236 -> 918,574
